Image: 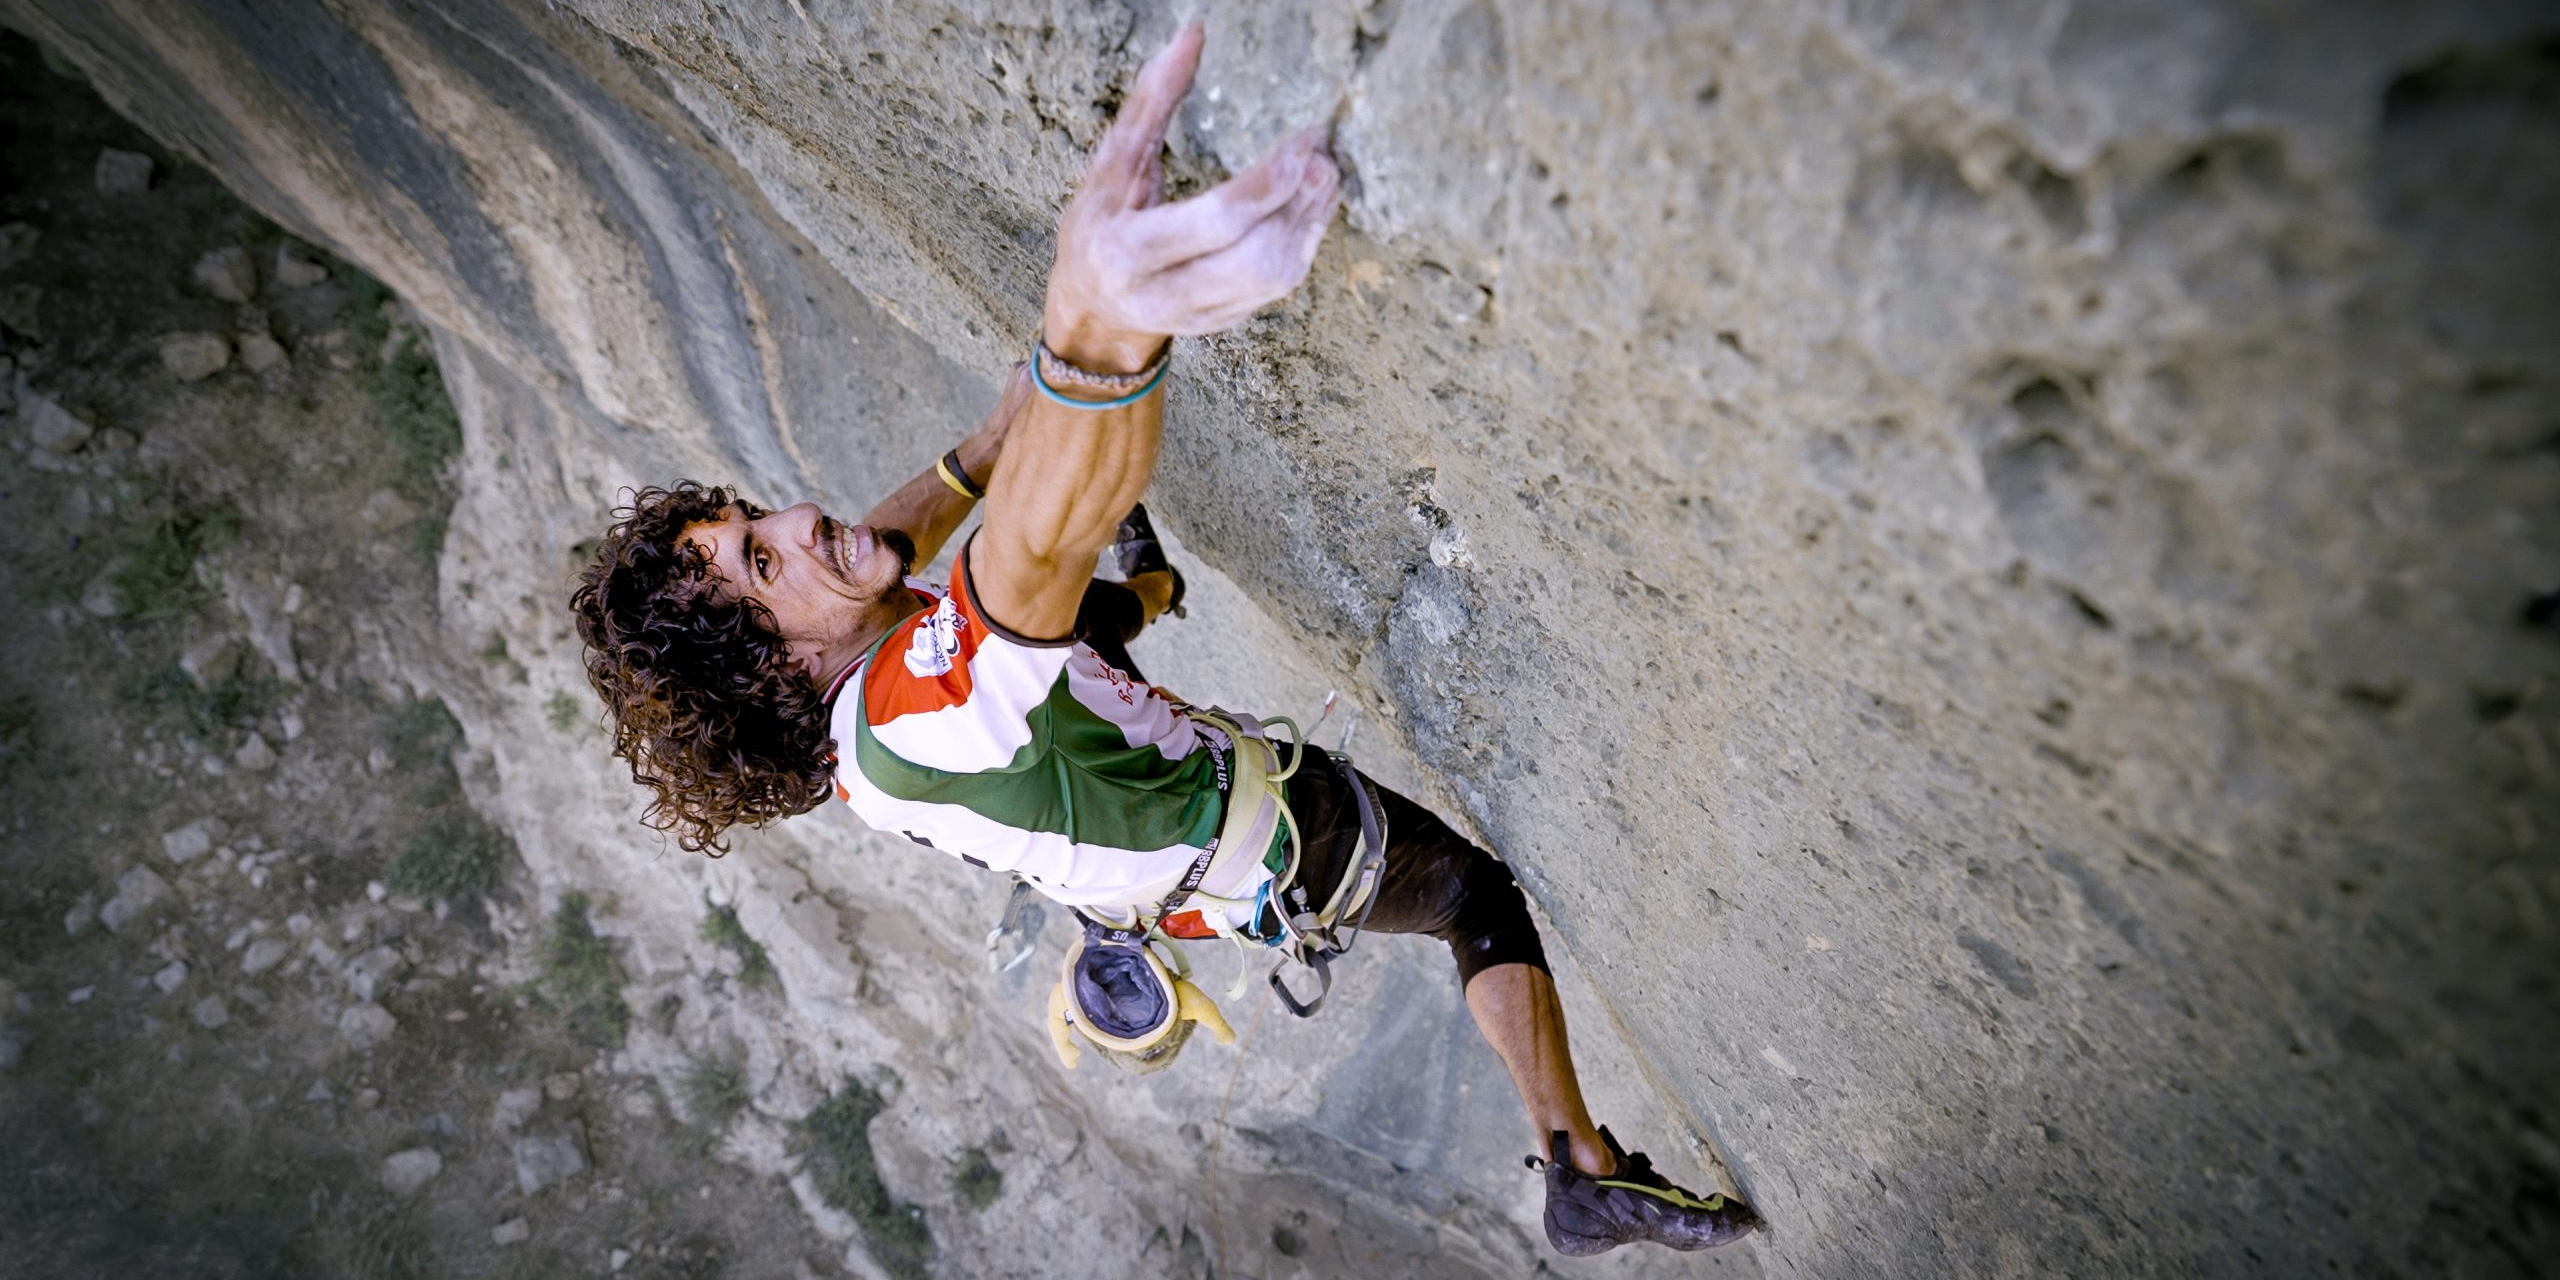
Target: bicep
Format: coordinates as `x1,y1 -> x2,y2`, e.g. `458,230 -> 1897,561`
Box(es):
966,530 -> 1095,643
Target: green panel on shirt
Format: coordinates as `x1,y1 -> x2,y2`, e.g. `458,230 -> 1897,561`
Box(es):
852,669 -> 1225,853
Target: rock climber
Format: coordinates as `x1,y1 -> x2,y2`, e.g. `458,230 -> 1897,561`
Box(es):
568,25 -> 1756,1257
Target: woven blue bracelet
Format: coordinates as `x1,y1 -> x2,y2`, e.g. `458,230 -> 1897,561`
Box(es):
1030,350 -> 1169,410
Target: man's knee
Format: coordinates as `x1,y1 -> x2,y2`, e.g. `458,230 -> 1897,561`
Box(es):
1124,569 -> 1177,625
1448,853 -> 1549,987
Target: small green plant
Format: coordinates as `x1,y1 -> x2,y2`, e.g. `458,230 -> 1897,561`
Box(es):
543,690 -> 583,734
951,1147 -> 1002,1211
0,693 -> 36,778
373,335 -> 461,486
542,892 -> 629,1050
376,696 -> 464,772
119,663 -> 271,740
410,507 -> 447,563
700,901 -> 776,992
342,270 -> 459,567
110,501 -> 242,620
198,669 -> 270,731
118,664 -> 196,718
314,1193 -> 428,1280
801,1077 -> 931,1280
386,809 -> 512,901
373,694 -> 518,901
345,273 -> 393,359
683,1044 -> 751,1138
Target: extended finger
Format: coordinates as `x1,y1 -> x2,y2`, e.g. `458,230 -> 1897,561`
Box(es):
1127,129 -> 1316,265
1197,160 -> 1341,330
1143,179 -> 1336,333
1089,23 -> 1205,199
1231,152 -> 1338,296
1283,151 -> 1343,263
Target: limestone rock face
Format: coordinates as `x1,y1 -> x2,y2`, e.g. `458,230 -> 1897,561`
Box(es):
8,2 -> 2552,1277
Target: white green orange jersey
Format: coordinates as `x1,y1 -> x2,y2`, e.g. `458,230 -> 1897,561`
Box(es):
825,542 -> 1273,928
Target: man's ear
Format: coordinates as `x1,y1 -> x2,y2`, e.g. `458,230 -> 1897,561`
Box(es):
786,638 -> 830,683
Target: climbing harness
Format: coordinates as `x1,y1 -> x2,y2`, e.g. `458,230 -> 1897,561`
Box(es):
843,599 -> 1389,1073
1044,694 -> 1389,1071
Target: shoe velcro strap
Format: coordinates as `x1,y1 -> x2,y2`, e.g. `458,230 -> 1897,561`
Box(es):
1593,1178 -> 1727,1213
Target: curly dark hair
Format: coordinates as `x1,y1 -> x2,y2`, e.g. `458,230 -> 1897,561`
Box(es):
569,482 -> 835,854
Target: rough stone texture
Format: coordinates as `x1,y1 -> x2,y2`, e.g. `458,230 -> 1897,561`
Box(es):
156,330 -> 228,381
337,1001 -> 397,1052
160,817 -> 225,865
189,994 -> 229,1029
236,329 -> 286,371
15,378 -> 91,453
512,1127 -> 588,1196
90,145 -> 148,194
0,282 -> 38,338
341,944 -> 404,1002
237,936 -> 288,976
97,865 -> 171,935
5,3 -> 2552,1278
381,1147 -> 444,1196
271,243 -> 327,290
189,244 -> 256,302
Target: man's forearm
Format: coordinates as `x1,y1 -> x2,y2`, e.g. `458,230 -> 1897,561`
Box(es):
974,333 -> 1168,625
859,363 -> 1030,568
965,24 -> 1337,639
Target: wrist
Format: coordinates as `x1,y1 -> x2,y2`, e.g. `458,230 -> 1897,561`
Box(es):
1039,299 -> 1164,377
937,447 -> 987,500
954,433 -> 1001,480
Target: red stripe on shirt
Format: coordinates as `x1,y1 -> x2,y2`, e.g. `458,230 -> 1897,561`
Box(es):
863,577 -> 988,726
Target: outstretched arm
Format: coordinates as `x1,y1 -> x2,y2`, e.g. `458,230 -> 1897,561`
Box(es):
859,362 -> 1032,569
971,23 -> 1339,639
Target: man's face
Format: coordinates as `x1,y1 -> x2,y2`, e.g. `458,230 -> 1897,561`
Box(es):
682,501 -> 911,679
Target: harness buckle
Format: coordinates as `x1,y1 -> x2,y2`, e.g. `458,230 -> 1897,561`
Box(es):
1268,949 -> 1333,1018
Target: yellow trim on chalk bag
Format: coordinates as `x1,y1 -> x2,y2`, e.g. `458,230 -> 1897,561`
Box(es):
1046,979 -> 1083,1071
1173,976 -> 1236,1045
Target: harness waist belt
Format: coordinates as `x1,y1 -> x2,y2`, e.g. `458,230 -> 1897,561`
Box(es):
1123,710 -> 1280,926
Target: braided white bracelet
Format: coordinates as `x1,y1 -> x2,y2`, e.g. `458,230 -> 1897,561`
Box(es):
1033,333 -> 1171,408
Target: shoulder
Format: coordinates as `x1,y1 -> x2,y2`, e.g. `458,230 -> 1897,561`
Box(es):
850,539 -> 1080,739
850,601 -> 965,726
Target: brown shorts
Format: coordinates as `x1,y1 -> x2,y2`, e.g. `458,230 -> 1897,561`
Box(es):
1279,743 -> 1550,988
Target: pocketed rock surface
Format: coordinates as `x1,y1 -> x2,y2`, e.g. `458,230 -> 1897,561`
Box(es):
3,3 -> 2555,1278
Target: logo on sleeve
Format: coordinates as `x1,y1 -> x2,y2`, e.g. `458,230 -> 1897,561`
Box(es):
903,598 -> 966,677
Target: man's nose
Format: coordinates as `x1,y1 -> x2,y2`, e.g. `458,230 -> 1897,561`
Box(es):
778,502 -> 824,545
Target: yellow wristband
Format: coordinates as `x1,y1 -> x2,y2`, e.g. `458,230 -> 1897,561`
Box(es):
935,450 -> 984,499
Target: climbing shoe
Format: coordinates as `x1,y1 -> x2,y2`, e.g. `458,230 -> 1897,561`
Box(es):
1111,503 -> 1187,618
1529,1128 -> 1759,1256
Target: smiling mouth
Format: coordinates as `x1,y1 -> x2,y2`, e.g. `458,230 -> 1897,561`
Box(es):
823,516 -> 868,583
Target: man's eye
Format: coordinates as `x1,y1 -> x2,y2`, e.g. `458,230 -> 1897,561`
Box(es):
755,551 -> 772,579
